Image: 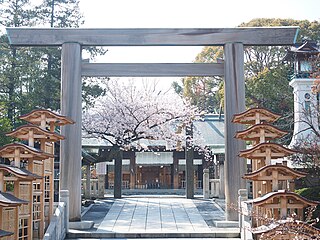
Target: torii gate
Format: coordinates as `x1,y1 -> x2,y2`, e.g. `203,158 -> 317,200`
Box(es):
6,27 -> 298,222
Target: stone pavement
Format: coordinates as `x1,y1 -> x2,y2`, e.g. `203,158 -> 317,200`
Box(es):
67,196 -> 240,239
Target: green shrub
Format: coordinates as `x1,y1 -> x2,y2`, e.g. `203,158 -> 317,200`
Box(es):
295,187 -> 320,201
295,186 -> 320,228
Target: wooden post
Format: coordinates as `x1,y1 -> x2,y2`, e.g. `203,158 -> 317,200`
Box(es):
29,182 -> 33,239
130,153 -> 136,189
218,157 -> 225,199
60,42 -> 82,221
219,161 -> 226,199
114,150 -> 123,198
224,42 -> 246,221
186,124 -> 194,199
203,169 -> 210,199
173,156 -> 179,189
98,175 -> 105,198
85,165 -> 91,199
14,148 -> 20,167
60,190 -> 69,232
0,172 -> 3,192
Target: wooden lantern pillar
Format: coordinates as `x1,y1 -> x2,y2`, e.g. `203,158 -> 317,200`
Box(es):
0,143 -> 53,239
233,107 -> 319,237
19,109 -> 74,227
6,126 -> 63,238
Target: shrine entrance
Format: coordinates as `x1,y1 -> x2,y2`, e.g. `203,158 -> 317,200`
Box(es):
6,27 -> 298,222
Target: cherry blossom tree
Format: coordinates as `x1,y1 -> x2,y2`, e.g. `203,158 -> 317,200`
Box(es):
82,79 -> 206,154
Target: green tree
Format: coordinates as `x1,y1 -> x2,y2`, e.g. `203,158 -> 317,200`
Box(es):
0,103 -> 12,145
174,18 -> 320,143
0,0 -> 40,126
0,0 -> 107,132
172,47 -> 224,113
241,19 -> 320,143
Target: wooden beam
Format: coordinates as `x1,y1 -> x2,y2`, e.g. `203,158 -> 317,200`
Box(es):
185,124 -> 194,199
81,63 -> 224,77
114,150 -> 123,199
6,27 -> 299,46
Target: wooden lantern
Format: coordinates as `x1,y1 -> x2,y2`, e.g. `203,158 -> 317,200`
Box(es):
19,109 -> 74,225
0,109 -> 73,239
0,164 -> 41,240
0,142 -> 53,238
233,107 -> 316,238
0,192 -> 28,240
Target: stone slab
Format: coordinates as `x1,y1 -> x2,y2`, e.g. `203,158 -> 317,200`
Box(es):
69,221 -> 94,230
214,220 -> 239,228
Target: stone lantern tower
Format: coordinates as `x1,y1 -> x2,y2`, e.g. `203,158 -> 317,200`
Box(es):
284,40 -> 320,147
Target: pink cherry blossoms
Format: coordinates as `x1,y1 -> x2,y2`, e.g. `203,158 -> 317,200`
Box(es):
82,79 -> 205,153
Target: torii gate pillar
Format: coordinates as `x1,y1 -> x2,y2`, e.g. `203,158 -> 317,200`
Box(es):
60,42 -> 82,221
224,43 -> 246,220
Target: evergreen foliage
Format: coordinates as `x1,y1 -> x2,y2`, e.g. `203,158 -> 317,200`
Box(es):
173,18 -> 320,144
0,0 -> 107,145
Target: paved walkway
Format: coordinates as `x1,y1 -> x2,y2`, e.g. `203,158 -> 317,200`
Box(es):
99,198 -> 210,233
67,196 -> 240,239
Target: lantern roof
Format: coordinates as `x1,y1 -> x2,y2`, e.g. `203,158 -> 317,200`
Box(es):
232,107 -> 281,125
284,40 -> 320,61
0,192 -> 28,207
6,124 -> 64,142
243,164 -> 307,181
235,123 -> 287,142
239,142 -> 297,160
0,229 -> 13,238
0,142 -> 53,160
19,109 -> 74,126
0,164 -> 42,180
246,190 -> 319,207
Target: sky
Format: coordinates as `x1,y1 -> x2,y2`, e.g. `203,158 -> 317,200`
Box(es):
77,0 -> 319,89
78,0 -> 319,63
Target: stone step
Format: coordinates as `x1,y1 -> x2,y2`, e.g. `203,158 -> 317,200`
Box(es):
66,229 -> 240,239
213,221 -> 239,228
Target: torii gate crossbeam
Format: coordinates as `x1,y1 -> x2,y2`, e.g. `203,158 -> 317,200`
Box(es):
6,27 -> 299,222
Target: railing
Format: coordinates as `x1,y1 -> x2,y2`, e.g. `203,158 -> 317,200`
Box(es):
82,179 -> 99,196
238,189 -> 254,240
202,169 -> 225,199
107,180 -> 130,189
209,179 -> 220,198
181,180 -> 202,189
43,190 -> 69,240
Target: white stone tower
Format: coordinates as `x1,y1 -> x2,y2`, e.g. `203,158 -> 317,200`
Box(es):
285,40 -> 320,147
